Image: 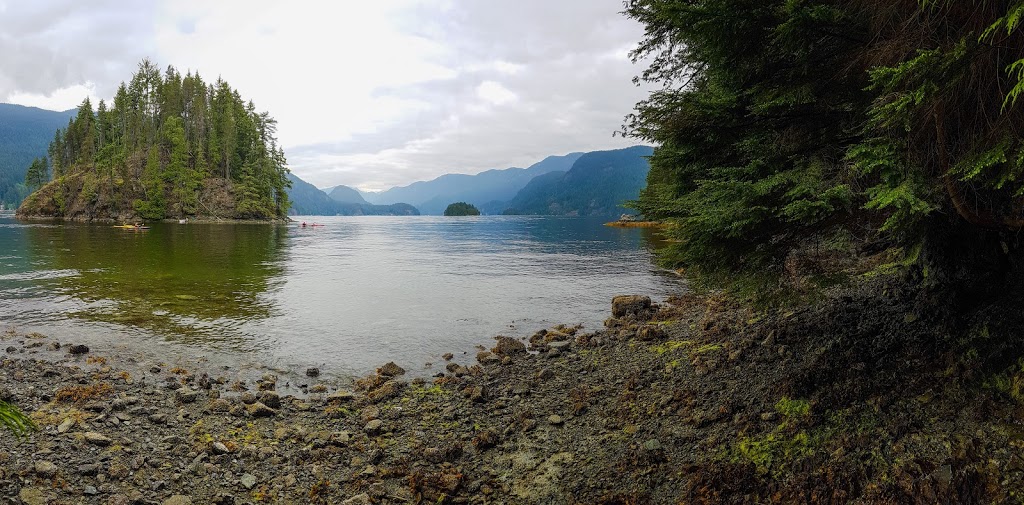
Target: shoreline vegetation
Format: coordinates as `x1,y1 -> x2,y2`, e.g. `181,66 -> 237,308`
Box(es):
5,279 -> 1024,503
603,220 -> 661,229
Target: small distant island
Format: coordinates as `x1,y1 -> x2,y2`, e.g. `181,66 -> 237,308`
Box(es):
443,202 -> 480,216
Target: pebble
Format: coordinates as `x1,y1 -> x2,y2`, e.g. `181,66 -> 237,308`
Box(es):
83,485 -> 99,496
83,431 -> 112,446
18,487 -> 46,505
548,414 -> 564,425
364,419 -> 384,434
642,439 -> 663,451
176,388 -> 201,404
327,390 -> 355,402
78,463 -> 101,476
163,496 -> 193,505
34,460 -> 57,477
342,493 -> 371,505
257,390 -> 281,408
305,367 -> 320,377
212,442 -> 231,454
57,417 -> 75,433
68,344 -> 90,354
240,473 -> 257,490
245,402 -> 276,417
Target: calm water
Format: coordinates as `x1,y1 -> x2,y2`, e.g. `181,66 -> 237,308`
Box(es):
0,216 -> 680,376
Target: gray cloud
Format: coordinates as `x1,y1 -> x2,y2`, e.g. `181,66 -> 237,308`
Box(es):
0,0 -> 156,101
0,0 -> 651,191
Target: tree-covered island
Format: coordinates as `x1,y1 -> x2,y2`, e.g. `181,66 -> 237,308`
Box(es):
443,202 -> 481,216
17,60 -> 291,221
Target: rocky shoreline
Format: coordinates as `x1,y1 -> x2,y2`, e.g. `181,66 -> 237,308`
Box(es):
4,287 -> 1024,503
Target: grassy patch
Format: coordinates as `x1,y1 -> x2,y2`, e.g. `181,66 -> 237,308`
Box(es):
651,340 -> 694,354
775,397 -> 811,422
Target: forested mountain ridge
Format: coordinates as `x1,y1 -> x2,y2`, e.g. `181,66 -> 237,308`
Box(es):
362,152 -> 583,214
286,173 -> 419,216
503,146 -> 654,216
0,104 -> 76,207
17,60 -> 291,221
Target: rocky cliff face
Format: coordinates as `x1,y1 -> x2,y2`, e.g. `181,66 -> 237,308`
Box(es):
17,174 -> 250,222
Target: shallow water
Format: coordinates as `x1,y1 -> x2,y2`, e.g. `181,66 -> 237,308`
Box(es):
0,215 -> 681,376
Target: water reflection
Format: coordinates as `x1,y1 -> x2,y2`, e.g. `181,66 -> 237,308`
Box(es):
23,222 -> 288,348
1,216 -> 680,373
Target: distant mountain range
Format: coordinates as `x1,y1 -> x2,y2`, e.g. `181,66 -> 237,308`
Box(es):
0,104 -> 76,206
502,146 -> 655,216
360,153 -> 584,215
291,146 -> 653,217
2,103 -> 652,218
286,174 -> 418,216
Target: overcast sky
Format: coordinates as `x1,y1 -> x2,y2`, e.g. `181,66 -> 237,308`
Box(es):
0,0 -> 651,191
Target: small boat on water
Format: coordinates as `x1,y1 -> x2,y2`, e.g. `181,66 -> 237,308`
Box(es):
113,224 -> 150,230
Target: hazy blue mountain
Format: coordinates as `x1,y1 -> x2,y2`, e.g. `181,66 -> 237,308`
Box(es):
286,173 -> 419,216
361,152 -> 584,215
286,174 -> 342,215
327,185 -> 368,205
502,146 -> 654,217
0,104 -> 76,206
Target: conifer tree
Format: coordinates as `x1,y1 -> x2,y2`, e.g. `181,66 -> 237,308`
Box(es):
27,60 -> 291,220
625,0 -> 1024,296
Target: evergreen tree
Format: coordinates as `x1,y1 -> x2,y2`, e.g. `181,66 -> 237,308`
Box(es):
24,157 -> 48,190
625,0 -> 1024,297
26,60 -> 291,221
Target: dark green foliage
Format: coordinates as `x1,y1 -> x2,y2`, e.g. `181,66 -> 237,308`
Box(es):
444,202 -> 481,216
503,146 -> 653,216
625,0 -> 1024,294
23,59 -> 290,220
23,157 -> 49,191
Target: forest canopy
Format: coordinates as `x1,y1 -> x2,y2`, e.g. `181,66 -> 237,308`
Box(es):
625,0 -> 1024,298
20,59 -> 290,220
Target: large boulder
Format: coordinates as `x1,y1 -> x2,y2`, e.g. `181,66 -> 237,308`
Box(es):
492,336 -> 527,356
611,295 -> 653,319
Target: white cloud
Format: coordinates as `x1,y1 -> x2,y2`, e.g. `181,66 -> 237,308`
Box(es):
7,82 -> 99,111
476,81 -> 517,106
